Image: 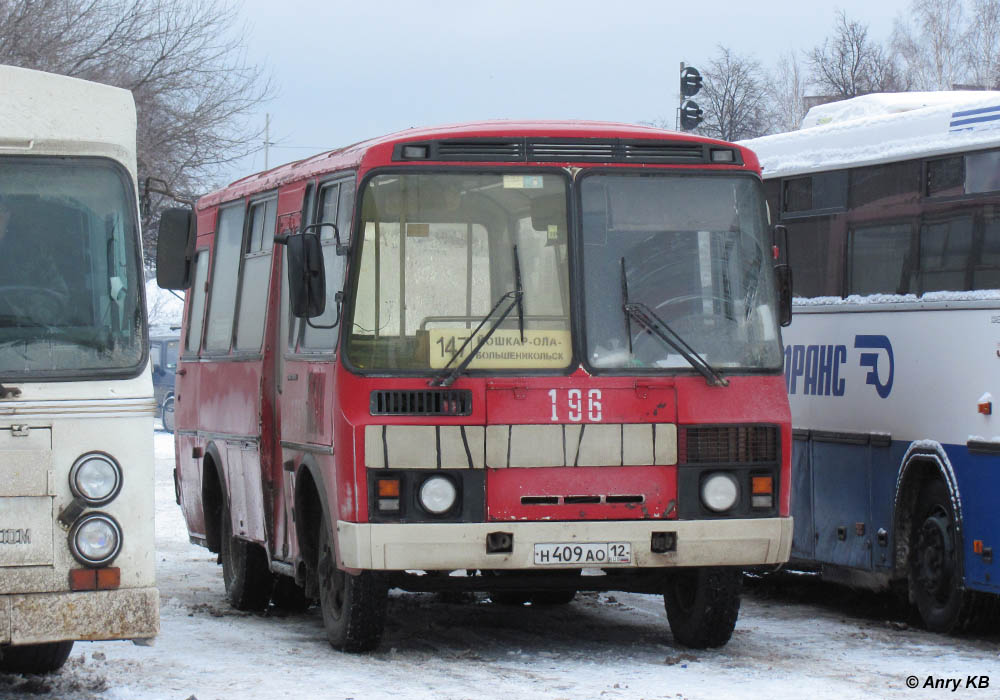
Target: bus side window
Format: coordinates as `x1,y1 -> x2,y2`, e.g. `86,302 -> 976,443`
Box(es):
848,222 -> 914,295
204,205 -> 246,352
235,197 -> 277,351
184,250 -> 210,354
919,215 -> 974,293
976,209 -> 1000,289
301,180 -> 351,351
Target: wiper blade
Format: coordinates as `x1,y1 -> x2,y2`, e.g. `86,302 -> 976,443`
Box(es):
620,257 -> 728,387
428,290 -> 521,387
430,246 -> 525,388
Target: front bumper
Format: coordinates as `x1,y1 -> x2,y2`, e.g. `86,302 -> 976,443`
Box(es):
337,517 -> 793,570
1,587 -> 159,645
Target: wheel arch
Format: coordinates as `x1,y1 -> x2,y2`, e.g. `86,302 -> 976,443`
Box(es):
892,442 -> 965,580
292,455 -> 333,586
201,440 -> 228,554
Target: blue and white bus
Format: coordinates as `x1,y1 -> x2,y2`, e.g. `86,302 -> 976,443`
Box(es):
743,92 -> 1000,632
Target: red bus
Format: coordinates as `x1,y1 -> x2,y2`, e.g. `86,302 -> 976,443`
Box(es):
156,121 -> 794,652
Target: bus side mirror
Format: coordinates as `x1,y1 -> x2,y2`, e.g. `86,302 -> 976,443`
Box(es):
775,265 -> 793,327
772,225 -> 792,327
276,231 -> 326,318
156,208 -> 196,290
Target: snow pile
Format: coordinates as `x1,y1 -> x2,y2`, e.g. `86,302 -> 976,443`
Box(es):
741,91 -> 1000,178
145,278 -> 184,334
794,290 -> 1000,307
800,92 -> 998,129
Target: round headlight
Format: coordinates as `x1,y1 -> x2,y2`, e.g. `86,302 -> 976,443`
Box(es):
69,453 -> 122,505
70,513 -> 122,567
418,476 -> 458,515
701,472 -> 739,512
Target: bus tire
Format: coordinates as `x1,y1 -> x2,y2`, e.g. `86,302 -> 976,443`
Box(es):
663,567 -> 741,649
317,518 -> 387,652
161,395 -> 175,434
909,479 -> 971,632
0,641 -> 74,674
219,500 -> 271,611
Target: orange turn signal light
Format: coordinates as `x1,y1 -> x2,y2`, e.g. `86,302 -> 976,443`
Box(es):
974,539 -> 984,554
377,479 -> 400,498
97,567 -> 121,590
70,567 -> 121,591
69,568 -> 97,591
752,476 -> 773,495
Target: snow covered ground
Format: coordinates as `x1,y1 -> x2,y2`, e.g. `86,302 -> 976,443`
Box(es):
2,432 -> 998,700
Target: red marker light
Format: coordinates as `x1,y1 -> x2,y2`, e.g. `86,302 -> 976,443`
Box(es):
978,401 -> 992,415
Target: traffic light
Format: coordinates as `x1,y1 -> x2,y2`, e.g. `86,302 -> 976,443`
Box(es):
680,67 -> 703,98
678,65 -> 704,131
680,100 -> 704,131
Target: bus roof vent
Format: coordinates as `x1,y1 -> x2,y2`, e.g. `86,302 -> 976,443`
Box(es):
680,425 -> 778,464
527,140 -> 617,161
622,141 -> 707,163
434,139 -> 525,161
370,389 -> 473,416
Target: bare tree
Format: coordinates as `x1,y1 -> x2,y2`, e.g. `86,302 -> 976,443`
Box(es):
808,11 -> 906,98
965,0 -> 1000,87
696,46 -> 771,142
0,0 -> 272,259
767,51 -> 808,133
892,0 -> 968,89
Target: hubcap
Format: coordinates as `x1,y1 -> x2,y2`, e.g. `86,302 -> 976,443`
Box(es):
916,511 -> 954,603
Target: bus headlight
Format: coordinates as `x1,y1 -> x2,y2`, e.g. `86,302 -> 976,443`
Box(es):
70,513 -> 123,567
69,453 -> 123,506
418,476 -> 458,515
701,472 -> 739,512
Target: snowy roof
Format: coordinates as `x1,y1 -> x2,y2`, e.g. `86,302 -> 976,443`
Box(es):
740,91 -> 1000,179
0,65 -> 137,177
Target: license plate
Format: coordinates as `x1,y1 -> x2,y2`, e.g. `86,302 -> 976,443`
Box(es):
533,542 -> 631,566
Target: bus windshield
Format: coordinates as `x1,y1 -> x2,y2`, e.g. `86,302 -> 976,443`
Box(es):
580,173 -> 782,372
347,172 -> 571,371
0,157 -> 144,377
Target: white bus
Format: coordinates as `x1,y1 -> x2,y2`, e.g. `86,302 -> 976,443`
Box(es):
0,66 -> 158,673
743,92 -> 1000,632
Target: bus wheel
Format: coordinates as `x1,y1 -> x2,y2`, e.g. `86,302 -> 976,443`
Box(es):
317,518 -> 387,652
0,641 -> 74,674
161,395 -> 175,433
219,500 -> 271,611
910,479 -> 966,632
663,567 -> 741,649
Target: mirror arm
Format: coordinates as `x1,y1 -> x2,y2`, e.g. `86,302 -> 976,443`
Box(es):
300,222 -> 349,255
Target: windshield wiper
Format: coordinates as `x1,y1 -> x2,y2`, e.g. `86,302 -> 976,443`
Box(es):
620,257 -> 728,387
429,246 -> 524,388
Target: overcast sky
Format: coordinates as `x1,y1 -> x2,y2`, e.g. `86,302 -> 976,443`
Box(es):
226,0 -> 912,181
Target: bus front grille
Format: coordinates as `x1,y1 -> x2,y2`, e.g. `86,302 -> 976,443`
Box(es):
369,390 -> 473,417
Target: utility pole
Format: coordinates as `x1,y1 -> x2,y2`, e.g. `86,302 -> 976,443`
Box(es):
264,113 -> 270,170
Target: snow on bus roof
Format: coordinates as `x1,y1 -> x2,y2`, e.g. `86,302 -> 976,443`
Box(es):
740,91 -> 1000,179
